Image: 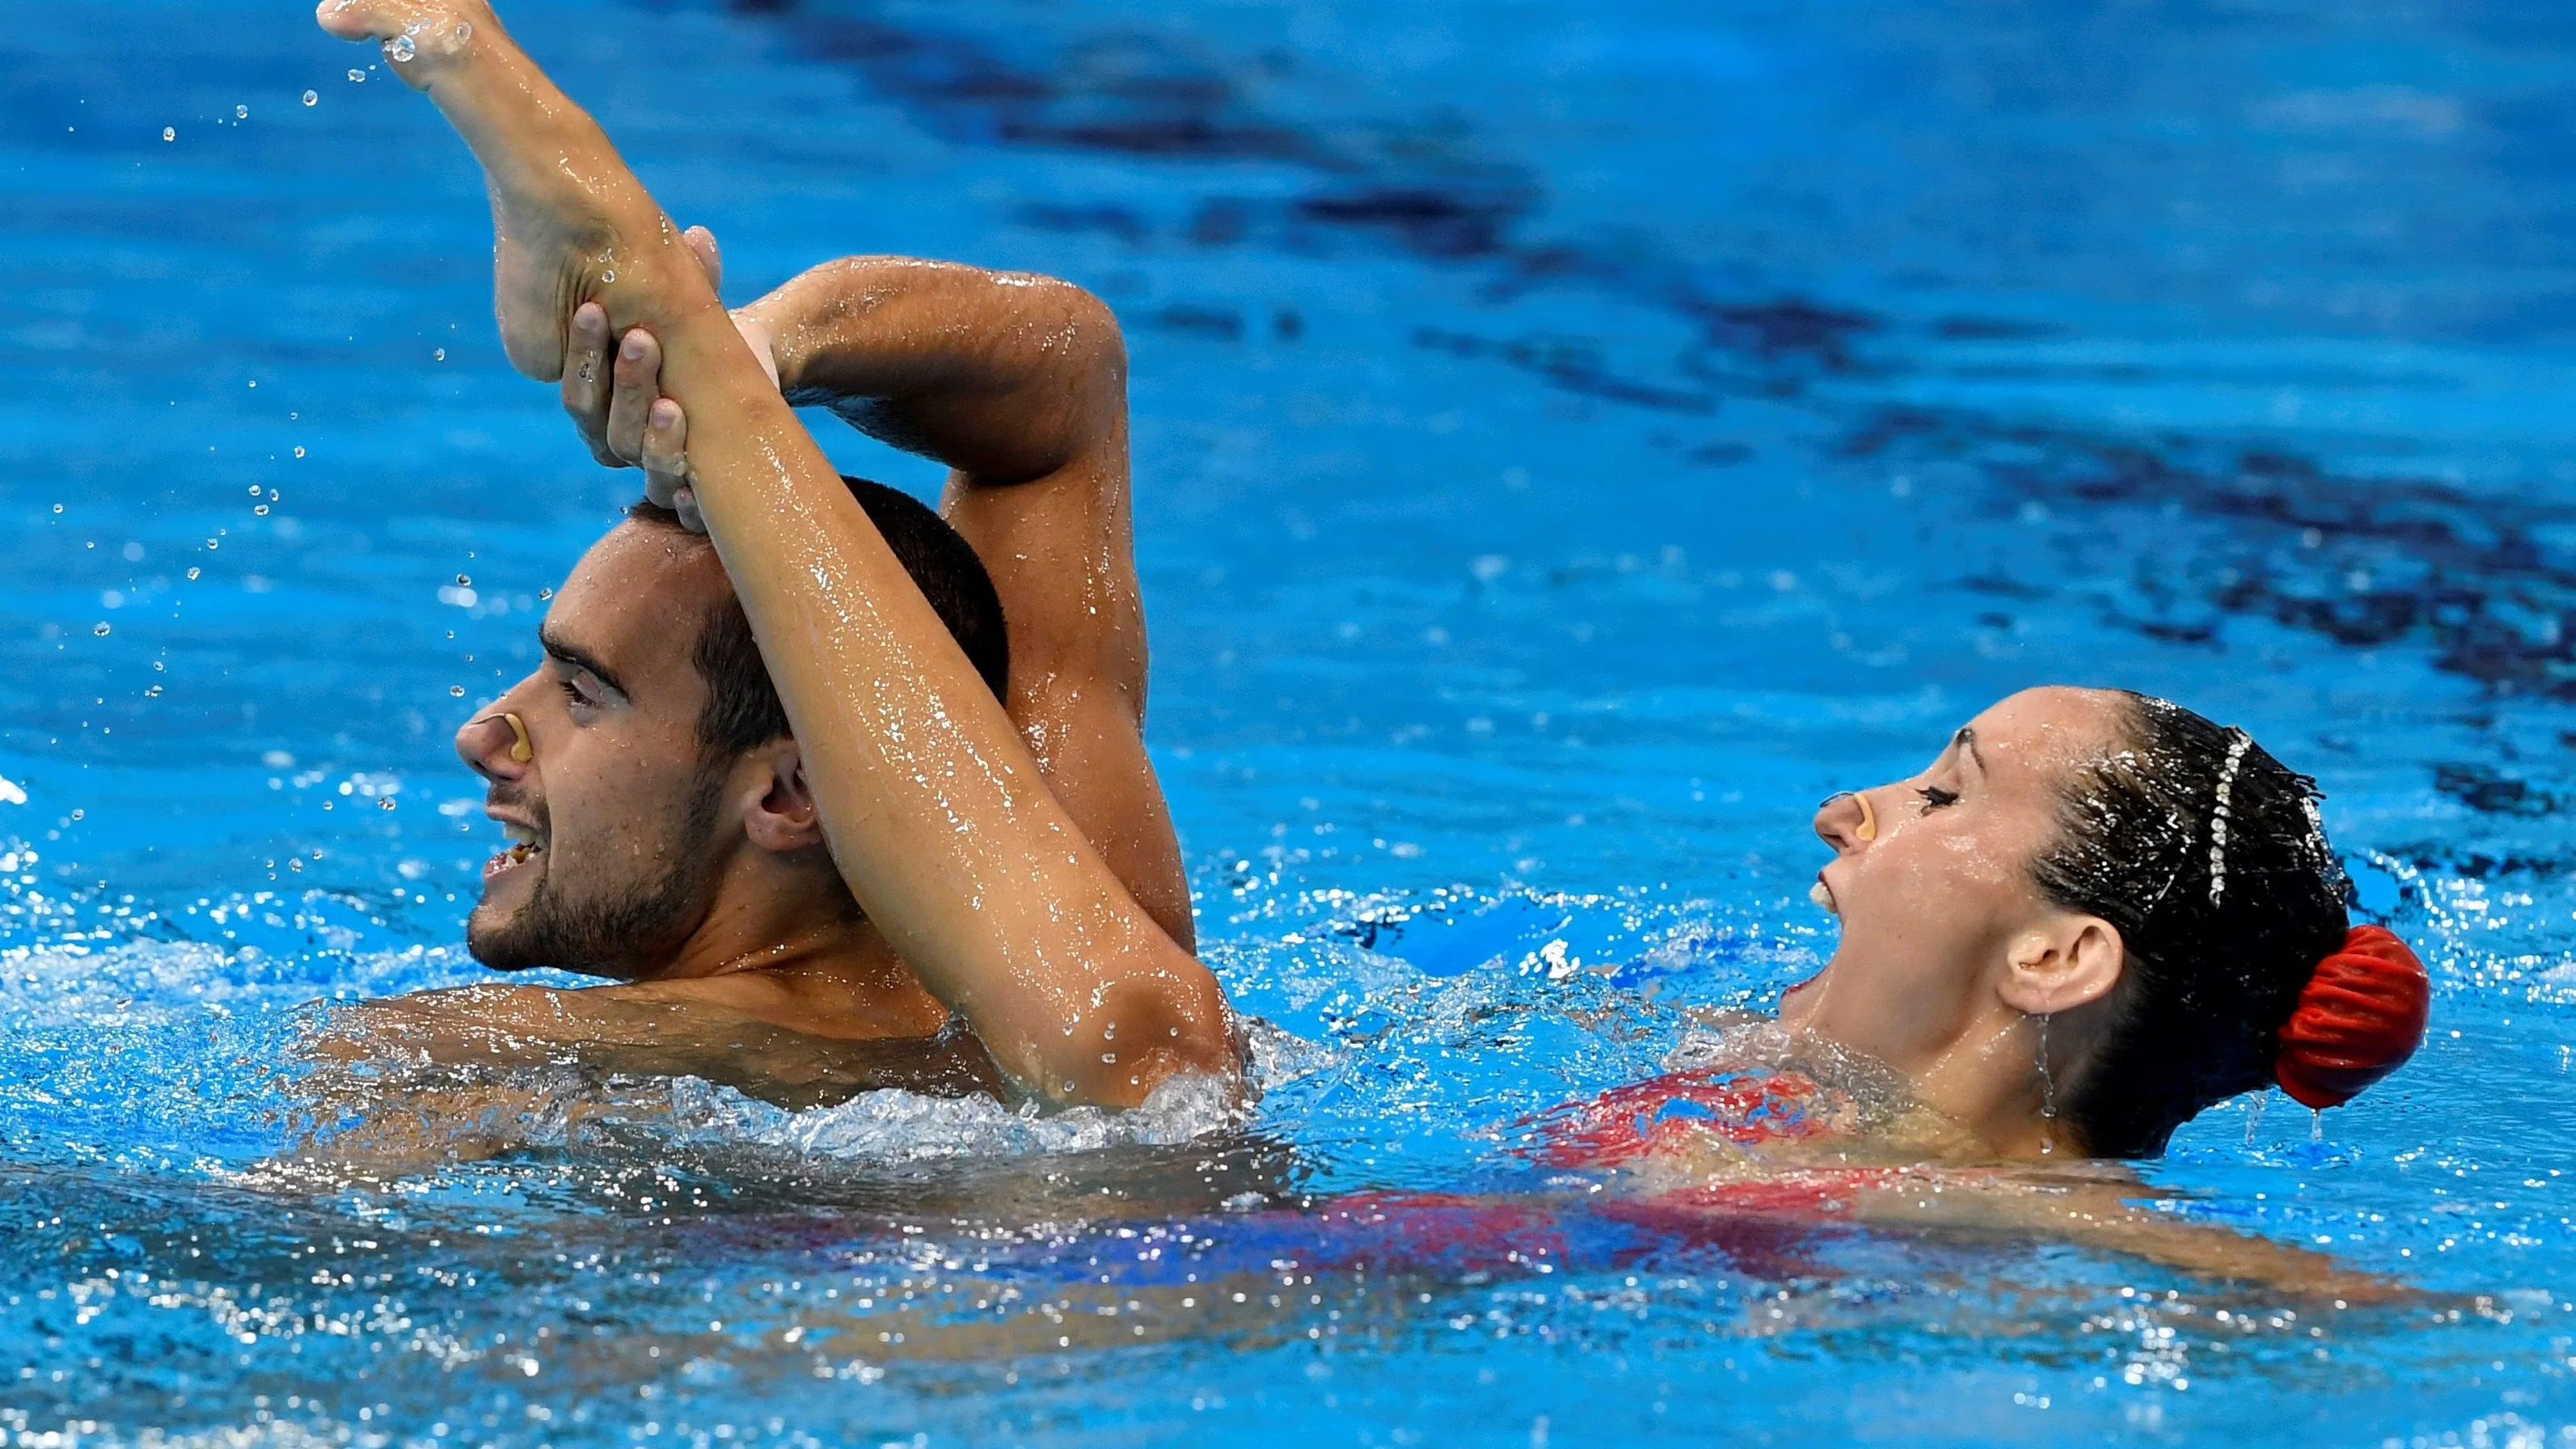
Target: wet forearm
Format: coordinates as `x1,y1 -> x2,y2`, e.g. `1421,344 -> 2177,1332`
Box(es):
512,167 -> 1217,1109
739,256 -> 1125,483
613,281 -> 1231,1105
1846,1178 -> 2410,1303
319,0 -> 1230,1107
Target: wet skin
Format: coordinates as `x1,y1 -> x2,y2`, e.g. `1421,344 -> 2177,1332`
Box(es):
315,0 -> 1235,1109
1782,685 -> 2132,1159
377,252 -> 1209,1105
559,246 -> 1195,951
315,0 -> 2270,1226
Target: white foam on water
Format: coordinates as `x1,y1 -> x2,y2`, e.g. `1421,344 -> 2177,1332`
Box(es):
652,1068 -> 1244,1161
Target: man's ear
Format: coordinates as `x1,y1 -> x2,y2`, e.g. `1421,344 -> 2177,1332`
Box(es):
737,739 -> 826,855
1997,915 -> 2126,1017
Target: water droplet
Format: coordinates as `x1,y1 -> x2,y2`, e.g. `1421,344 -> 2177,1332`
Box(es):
601,270 -> 616,283
456,573 -> 471,586
162,127 -> 175,142
292,446 -> 306,458
92,623 -> 110,637
537,587 -> 554,600
378,797 -> 396,810
433,348 -> 446,361
253,504 -> 270,516
386,33 -> 416,62
51,504 -> 63,514
235,104 -> 249,120
186,567 -> 201,581
145,685 -> 163,698
449,685 -> 466,697
302,90 -> 319,107
452,20 -> 472,43
348,69 -> 366,83
205,539 -> 219,550
247,485 -> 261,496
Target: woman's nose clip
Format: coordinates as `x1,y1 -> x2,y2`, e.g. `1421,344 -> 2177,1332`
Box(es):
1821,789 -> 1877,843
475,712 -> 534,763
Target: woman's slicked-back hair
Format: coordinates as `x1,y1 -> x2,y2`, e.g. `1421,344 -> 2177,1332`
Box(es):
628,476 -> 1010,766
2038,692 -> 2351,1157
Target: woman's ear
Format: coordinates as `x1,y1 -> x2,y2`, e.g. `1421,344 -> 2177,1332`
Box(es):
1998,915 -> 2126,1016
738,741 -> 826,855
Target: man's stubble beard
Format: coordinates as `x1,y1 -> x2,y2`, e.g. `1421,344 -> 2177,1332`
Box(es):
466,764 -> 728,978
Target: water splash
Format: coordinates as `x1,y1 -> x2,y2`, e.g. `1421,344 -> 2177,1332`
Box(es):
660,1069 -> 1242,1161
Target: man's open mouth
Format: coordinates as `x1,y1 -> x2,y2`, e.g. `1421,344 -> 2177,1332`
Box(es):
484,819 -> 547,880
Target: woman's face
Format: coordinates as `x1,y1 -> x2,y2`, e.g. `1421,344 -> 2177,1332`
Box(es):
1776,686 -> 2124,1078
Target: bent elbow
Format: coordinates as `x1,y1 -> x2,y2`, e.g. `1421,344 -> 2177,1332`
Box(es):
1056,957 -> 1242,1111
1027,277 -> 1127,385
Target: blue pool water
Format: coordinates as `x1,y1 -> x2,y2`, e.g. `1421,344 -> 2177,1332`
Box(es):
8,0 -> 2576,1442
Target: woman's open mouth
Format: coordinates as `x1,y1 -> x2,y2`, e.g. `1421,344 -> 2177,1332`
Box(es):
1809,872 -> 1838,915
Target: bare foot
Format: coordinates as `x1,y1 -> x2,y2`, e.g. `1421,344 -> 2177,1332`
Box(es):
315,0 -> 716,379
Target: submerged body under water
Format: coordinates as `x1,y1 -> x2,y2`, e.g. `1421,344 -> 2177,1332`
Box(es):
7,0 -> 2576,1443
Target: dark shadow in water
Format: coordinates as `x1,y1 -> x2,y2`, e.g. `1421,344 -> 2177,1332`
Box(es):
687,0 -> 2576,830
1837,406 -> 2576,707
2431,763 -> 2564,817
709,0 -> 1872,395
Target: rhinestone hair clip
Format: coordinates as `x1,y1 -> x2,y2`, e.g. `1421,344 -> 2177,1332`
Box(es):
2207,728 -> 2252,904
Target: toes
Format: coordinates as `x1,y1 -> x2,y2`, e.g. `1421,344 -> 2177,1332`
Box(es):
314,0 -> 399,41
315,0 -> 474,42
316,0 -> 488,93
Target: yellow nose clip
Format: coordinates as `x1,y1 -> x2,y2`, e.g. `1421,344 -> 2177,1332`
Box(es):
477,712 -> 534,763
1853,791 -> 1877,843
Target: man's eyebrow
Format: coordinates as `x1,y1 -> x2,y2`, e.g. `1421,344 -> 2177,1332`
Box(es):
1956,726 -> 1986,772
538,625 -> 630,699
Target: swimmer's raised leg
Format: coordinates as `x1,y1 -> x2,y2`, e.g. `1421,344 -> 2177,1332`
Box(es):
315,0 -> 1238,1108
314,0 -> 712,382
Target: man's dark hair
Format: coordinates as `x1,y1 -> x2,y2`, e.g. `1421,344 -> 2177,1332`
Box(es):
2038,692 -> 2352,1157
627,476 -> 1010,763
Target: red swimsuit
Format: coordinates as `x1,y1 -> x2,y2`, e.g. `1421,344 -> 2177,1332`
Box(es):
1534,1065 -> 1835,1167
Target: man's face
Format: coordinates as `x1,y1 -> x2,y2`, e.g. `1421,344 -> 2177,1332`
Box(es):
454,522 -> 737,978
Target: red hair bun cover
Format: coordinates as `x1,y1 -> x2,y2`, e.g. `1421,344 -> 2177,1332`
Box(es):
2274,924 -> 2430,1110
